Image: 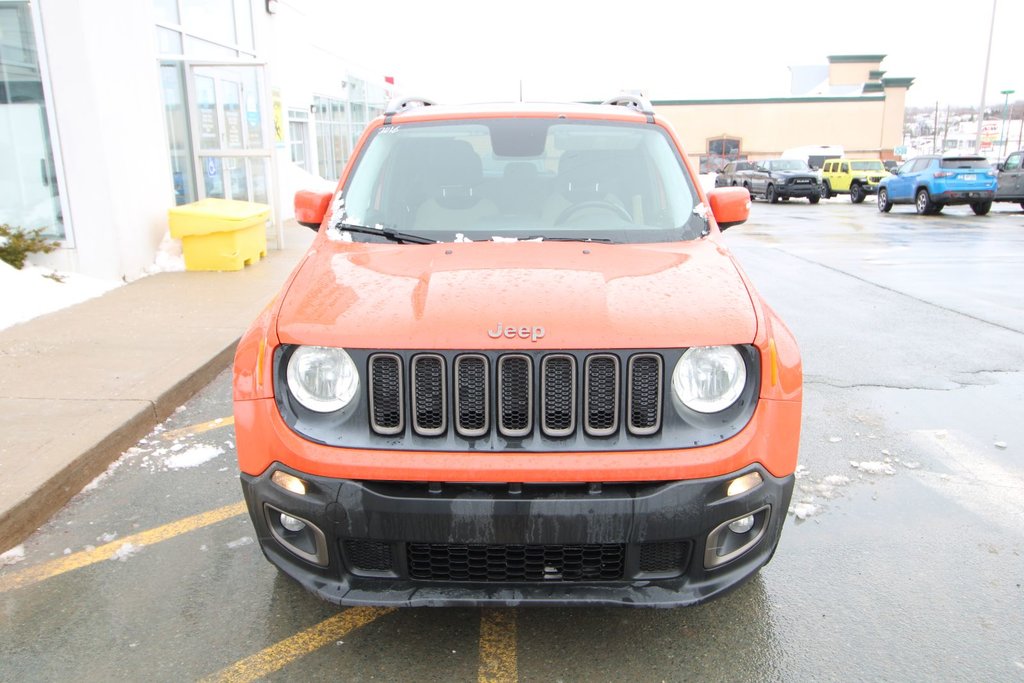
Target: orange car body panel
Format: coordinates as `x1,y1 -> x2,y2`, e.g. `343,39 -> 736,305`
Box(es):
233,102 -> 801,483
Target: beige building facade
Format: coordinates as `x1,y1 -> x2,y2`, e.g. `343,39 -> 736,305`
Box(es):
652,55 -> 913,171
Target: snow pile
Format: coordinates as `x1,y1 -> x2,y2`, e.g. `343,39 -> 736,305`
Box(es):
164,444 -> 223,470
1,545 -> 26,566
142,232 -> 185,275
111,543 -> 140,562
0,260 -> 122,331
850,460 -> 897,475
789,502 -> 819,520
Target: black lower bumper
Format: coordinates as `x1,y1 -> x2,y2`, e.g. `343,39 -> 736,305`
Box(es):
777,184 -> 819,198
241,465 -> 795,607
931,189 -> 994,204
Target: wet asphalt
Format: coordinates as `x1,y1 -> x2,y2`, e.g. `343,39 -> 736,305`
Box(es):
1,198 -> 1022,682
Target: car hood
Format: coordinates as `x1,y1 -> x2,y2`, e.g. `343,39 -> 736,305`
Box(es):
276,239 -> 758,349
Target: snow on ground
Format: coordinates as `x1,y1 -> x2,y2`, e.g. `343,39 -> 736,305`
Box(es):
111,543 -> 140,562
0,260 -> 122,331
164,444 -> 223,470
1,545 -> 26,567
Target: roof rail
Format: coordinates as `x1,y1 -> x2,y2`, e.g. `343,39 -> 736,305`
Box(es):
384,96 -> 436,118
601,94 -> 655,117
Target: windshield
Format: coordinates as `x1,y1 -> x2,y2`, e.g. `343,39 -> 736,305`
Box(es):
851,161 -> 885,171
940,158 -> 990,169
340,119 -> 704,243
767,160 -> 810,171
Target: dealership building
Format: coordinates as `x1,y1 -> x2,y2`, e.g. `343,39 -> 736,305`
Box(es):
1,0 -> 394,280
2,6 -> 912,281
655,54 -> 914,171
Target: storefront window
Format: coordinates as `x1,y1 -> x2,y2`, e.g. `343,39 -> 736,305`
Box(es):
0,1 -> 64,238
160,63 -> 196,205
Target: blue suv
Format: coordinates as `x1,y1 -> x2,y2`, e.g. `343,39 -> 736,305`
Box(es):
877,155 -> 997,215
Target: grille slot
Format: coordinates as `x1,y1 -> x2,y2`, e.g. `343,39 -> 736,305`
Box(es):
454,355 -> 489,437
368,354 -> 403,435
343,540 -> 394,573
497,355 -> 533,437
407,543 -> 625,582
584,355 -> 620,436
627,354 -> 663,435
411,354 -> 446,436
638,541 -> 690,574
541,355 -> 576,437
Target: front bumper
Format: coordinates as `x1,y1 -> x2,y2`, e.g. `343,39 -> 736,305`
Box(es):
777,182 -> 820,198
241,465 -> 795,607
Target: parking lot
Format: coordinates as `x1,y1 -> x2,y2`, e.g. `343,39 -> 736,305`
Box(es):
2,199 -> 1022,682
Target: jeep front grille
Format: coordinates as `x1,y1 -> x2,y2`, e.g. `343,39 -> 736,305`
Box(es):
368,351 -> 665,440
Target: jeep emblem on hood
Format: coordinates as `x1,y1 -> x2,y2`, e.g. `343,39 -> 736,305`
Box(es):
487,323 -> 546,342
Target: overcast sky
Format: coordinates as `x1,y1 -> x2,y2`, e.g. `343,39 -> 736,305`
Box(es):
306,0 -> 1022,110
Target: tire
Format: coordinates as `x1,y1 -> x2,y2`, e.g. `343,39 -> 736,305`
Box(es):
820,182 -> 831,199
850,183 -> 866,204
808,194 -> 820,204
766,184 -> 778,204
877,187 -> 893,213
915,188 -> 934,215
970,200 -> 992,216
933,203 -> 944,214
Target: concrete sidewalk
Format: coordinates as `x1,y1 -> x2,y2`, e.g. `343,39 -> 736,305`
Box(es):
0,223 -> 314,553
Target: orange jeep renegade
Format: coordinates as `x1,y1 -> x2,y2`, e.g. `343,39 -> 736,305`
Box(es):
232,95 -> 802,607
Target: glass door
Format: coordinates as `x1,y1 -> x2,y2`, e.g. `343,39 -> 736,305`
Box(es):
0,1 -> 66,239
187,63 -> 272,205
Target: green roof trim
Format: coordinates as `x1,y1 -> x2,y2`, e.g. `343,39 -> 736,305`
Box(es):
869,70 -> 887,79
827,54 -> 886,63
863,82 -> 884,93
881,77 -> 915,88
650,95 -> 886,106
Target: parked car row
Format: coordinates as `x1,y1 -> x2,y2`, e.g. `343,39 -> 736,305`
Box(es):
715,159 -> 820,204
714,152 -> 1024,215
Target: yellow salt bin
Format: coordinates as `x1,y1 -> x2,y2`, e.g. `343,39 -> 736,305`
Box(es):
168,198 -> 269,271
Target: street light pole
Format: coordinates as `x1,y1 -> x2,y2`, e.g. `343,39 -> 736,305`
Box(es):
1000,89 -> 1015,159
974,0 -> 997,154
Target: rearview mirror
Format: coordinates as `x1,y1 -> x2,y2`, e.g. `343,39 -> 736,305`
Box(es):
708,187 -> 750,231
295,190 -> 333,231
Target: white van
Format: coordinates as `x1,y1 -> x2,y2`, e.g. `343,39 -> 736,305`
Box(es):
781,145 -> 844,171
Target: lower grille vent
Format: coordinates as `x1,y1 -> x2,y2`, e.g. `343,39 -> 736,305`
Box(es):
407,542 -> 625,582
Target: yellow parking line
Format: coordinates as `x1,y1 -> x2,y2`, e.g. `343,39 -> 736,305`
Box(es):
478,608 -> 518,682
0,501 -> 246,593
161,416 -> 235,441
201,608 -> 395,683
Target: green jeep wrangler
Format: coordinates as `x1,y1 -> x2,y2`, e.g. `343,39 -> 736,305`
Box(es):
819,159 -> 891,203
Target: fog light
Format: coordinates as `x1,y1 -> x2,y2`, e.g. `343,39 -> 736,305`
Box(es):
728,515 -> 755,534
727,471 -> 762,497
272,470 -> 308,495
280,513 -> 306,532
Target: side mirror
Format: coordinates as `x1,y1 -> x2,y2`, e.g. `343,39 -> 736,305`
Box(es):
708,186 -> 750,231
295,190 -> 333,231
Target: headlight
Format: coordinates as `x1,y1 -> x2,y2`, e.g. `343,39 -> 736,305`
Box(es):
286,345 -> 359,412
672,346 -> 747,413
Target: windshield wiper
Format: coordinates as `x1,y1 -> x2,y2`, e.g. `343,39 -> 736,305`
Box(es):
518,236 -> 615,243
335,221 -> 437,245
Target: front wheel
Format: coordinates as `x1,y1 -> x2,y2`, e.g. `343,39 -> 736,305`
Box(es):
820,182 -> 831,199
766,184 -> 778,204
970,200 -> 992,216
808,194 -> 820,204
850,183 -> 866,203
915,188 -> 935,215
878,188 -> 893,213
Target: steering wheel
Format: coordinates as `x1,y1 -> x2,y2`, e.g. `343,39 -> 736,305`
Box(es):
554,200 -> 632,225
